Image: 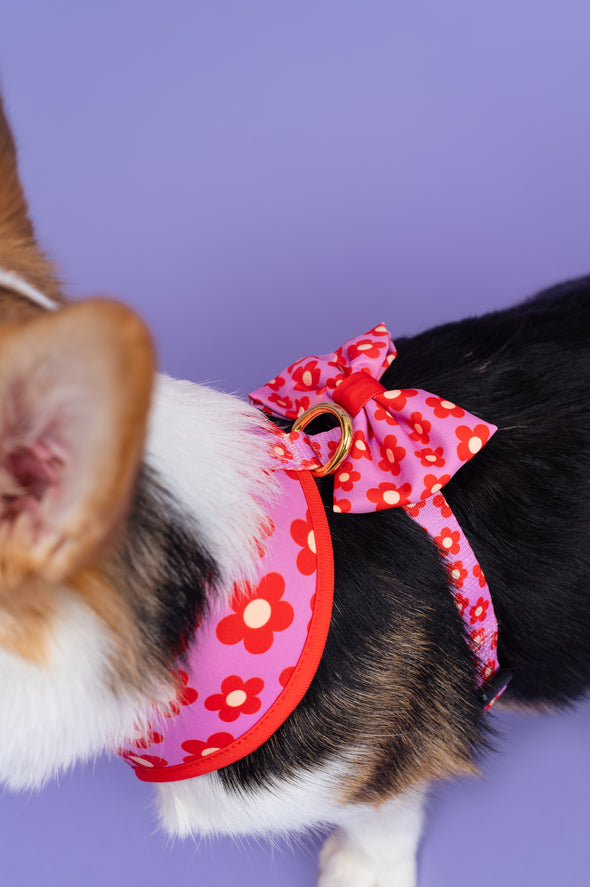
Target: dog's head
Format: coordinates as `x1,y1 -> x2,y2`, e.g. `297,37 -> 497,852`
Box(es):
0,95 -> 276,789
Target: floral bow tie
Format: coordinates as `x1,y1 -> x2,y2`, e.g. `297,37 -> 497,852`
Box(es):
249,323 -> 497,514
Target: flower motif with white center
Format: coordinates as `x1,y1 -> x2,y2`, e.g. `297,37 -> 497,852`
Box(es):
216,573 -> 294,654
406,411 -> 431,445
448,560 -> 468,589
456,424 -> 492,462
123,753 -> 169,769
291,360 -> 322,391
414,446 -> 445,468
290,509 -> 317,575
334,460 -> 361,493
434,527 -> 461,556
182,733 -> 234,762
269,439 -> 294,462
346,338 -> 387,361
469,596 -> 490,625
366,481 -> 412,510
268,392 -> 293,412
425,396 -> 466,419
420,472 -> 451,499
349,429 -> 372,460
205,675 -> 264,723
377,434 -> 406,476
376,388 -> 418,413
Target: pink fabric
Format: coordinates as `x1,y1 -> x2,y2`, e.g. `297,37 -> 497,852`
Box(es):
119,469 -> 332,780
249,323 -> 497,514
250,324 -> 505,694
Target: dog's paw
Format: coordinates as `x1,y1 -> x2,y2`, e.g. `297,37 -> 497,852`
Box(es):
318,831 -> 376,887
317,830 -> 416,887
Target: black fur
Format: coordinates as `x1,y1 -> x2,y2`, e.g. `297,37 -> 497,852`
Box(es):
219,277 -> 590,796
107,466 -> 217,671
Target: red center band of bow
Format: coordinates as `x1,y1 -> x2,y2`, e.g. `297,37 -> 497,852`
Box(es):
249,323 -> 497,515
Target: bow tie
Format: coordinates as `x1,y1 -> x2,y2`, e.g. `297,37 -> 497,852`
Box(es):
249,323 -> 496,513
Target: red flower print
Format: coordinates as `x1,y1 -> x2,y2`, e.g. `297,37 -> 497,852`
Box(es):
291,360 -> 322,391
372,400 -> 399,426
347,338 -> 387,361
434,527 -> 461,556
268,439 -> 294,462
182,732 -> 234,763
279,666 -> 295,687
161,669 -> 199,717
456,424 -> 491,462
407,411 -> 431,445
425,396 -> 466,419
268,391 -> 293,412
367,482 -> 412,510
265,375 -> 286,392
453,592 -> 470,617
377,434 -> 406,476
290,396 -> 311,418
333,498 -> 351,513
205,675 -> 264,723
470,627 -> 486,650
469,596 -> 490,625
123,753 -> 169,769
133,724 -> 164,748
350,429 -> 372,460
490,630 -> 498,651
334,460 -> 361,493
253,517 -> 276,559
473,564 -> 487,588
216,573 -> 294,654
370,323 -> 389,337
403,500 -> 426,518
290,510 -> 317,575
327,372 -> 347,390
432,492 -> 452,518
420,473 -> 451,499
415,446 -> 445,468
378,389 -> 418,412
481,660 -> 496,682
448,560 -> 468,589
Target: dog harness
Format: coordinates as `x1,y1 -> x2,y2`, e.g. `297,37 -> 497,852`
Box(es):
120,323 -> 508,783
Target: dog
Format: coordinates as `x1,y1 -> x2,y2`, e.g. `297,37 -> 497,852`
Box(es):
0,91 -> 588,887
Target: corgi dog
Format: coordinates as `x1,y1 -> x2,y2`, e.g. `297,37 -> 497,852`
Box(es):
0,92 -> 589,887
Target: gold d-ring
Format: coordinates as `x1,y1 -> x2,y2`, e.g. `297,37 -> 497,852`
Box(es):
291,402 -> 354,477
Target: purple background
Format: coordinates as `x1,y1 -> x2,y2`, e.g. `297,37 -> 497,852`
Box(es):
1,2 -> 589,885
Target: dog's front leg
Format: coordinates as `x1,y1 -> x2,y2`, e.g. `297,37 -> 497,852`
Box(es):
318,788 -> 426,887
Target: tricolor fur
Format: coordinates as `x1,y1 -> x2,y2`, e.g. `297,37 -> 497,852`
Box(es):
0,93 -> 589,887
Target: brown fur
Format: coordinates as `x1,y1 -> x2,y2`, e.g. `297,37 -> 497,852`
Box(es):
0,96 -> 158,679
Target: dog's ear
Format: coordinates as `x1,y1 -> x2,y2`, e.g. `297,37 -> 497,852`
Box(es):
0,93 -> 60,297
0,299 -> 155,587
0,93 -> 36,244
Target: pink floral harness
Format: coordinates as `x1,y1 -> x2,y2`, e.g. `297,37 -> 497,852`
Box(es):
119,324 -> 508,783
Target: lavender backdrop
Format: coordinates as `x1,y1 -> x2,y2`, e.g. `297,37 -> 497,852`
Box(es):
1,2 -> 589,885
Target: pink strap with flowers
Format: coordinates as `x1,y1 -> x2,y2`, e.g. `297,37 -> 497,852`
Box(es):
250,324 -> 508,702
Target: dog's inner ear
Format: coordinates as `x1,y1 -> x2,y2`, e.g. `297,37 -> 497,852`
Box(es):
0,299 -> 154,588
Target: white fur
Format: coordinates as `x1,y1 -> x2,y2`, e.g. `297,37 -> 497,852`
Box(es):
318,791 -> 425,887
0,589 -> 157,790
146,374 -> 280,590
156,766 -> 425,887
